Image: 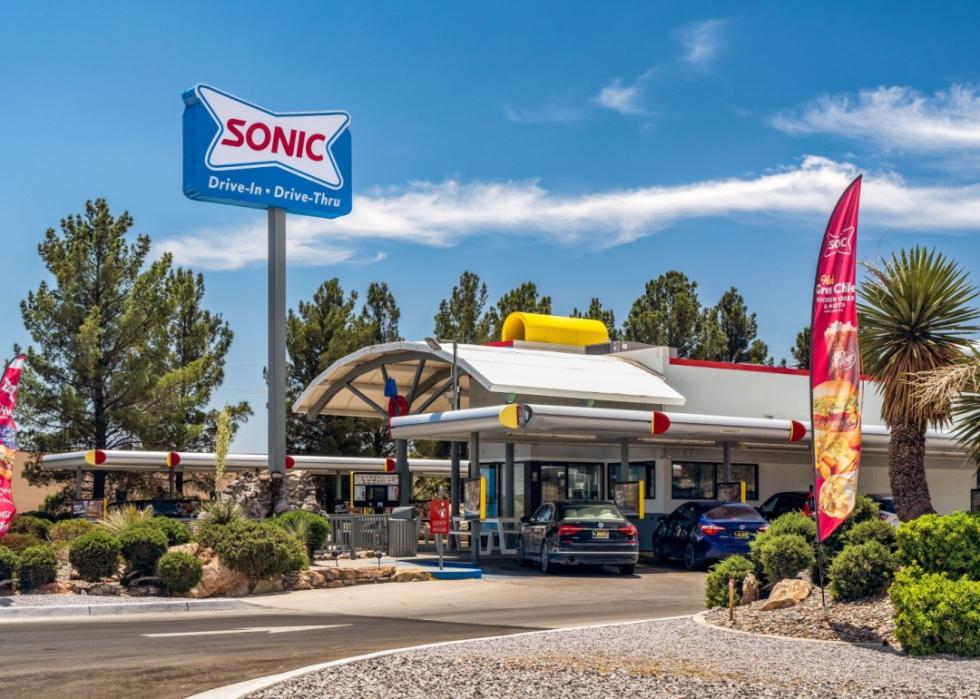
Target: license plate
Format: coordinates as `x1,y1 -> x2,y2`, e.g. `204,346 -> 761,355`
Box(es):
592,530 -> 609,539
734,530 -> 750,539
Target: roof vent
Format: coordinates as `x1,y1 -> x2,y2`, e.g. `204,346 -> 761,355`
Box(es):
501,313 -> 609,346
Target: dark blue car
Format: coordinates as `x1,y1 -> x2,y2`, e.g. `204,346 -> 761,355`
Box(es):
651,501 -> 769,570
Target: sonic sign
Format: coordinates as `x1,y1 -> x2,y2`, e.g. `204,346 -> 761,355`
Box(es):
182,84 -> 352,217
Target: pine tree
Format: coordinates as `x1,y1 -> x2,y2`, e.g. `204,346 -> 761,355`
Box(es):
624,272 -> 703,356
18,201 -> 244,498
705,288 -> 770,363
570,298 -> 620,340
361,282 -> 402,344
433,271 -> 496,344
791,326 -> 811,369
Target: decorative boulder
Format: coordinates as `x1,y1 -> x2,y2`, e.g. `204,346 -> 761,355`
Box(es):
740,572 -> 760,606
186,549 -> 250,598
759,578 -> 812,611
220,469 -> 322,518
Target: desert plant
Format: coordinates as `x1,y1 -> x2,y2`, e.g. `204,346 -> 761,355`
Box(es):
0,533 -> 45,553
143,517 -> 191,546
17,544 -> 58,589
890,568 -> 980,656
859,247 -> 980,520
845,519 -> 897,551
828,541 -> 897,601
9,514 -> 51,539
0,547 -> 19,581
896,511 -> 980,580
213,520 -> 306,590
117,525 -> 169,576
198,498 -> 244,527
157,552 -> 204,594
69,530 -> 121,581
48,519 -> 97,543
214,407 -> 232,486
98,505 -> 154,536
704,555 -> 755,608
754,533 -> 815,584
272,511 -> 330,557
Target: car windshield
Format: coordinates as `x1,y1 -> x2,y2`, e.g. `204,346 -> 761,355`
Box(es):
704,505 -> 766,522
560,504 -> 624,520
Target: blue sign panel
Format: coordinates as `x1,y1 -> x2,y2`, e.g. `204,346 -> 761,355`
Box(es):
182,84 -> 351,218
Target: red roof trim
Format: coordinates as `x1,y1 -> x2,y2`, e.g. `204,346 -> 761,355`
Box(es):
483,340 -> 514,347
670,357 -> 873,382
670,357 -> 810,376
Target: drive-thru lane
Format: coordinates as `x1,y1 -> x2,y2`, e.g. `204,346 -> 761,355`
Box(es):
0,561 -> 705,698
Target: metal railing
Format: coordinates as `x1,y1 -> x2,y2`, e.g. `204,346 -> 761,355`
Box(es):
327,514 -> 418,557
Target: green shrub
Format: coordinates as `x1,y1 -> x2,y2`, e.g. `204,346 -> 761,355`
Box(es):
143,517 -> 191,546
157,552 -> 203,594
0,533 -> 44,553
890,569 -> 980,656
896,512 -> 980,580
17,544 -> 58,589
68,530 -> 121,581
822,495 -> 880,559
754,533 -> 814,583
213,520 -> 306,590
9,515 -> 51,539
272,511 -> 330,557
117,525 -> 169,575
704,555 -> 755,608
0,547 -> 18,580
845,519 -> 896,551
769,511 -> 817,540
98,505 -> 155,536
828,541 -> 897,601
48,519 -> 97,543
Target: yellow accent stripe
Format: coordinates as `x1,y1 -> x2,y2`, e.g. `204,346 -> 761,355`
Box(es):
84,450 -> 97,466
638,480 -> 645,520
499,403 -> 519,429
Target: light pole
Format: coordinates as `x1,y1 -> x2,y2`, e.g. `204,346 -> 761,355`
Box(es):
425,337 -> 461,553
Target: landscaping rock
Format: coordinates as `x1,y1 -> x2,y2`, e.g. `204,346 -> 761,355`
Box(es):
393,570 -> 432,583
186,556 -> 250,598
128,585 -> 162,597
37,581 -> 74,594
0,579 -> 17,593
168,542 -> 202,559
740,572 -> 760,605
252,577 -> 285,595
87,582 -> 123,596
221,469 -> 322,518
759,579 -> 812,611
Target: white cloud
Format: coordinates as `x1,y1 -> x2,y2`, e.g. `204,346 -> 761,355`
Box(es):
675,19 -> 726,69
594,79 -> 644,116
504,104 -> 583,124
160,156 -> 980,270
773,85 -> 980,152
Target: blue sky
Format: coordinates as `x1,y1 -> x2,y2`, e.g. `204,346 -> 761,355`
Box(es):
4,2 -> 980,451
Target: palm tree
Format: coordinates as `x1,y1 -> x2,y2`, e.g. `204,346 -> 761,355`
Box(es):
859,247 -> 979,520
912,350 -> 980,465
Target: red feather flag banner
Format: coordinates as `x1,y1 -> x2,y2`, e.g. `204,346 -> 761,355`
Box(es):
810,176 -> 863,542
0,355 -> 27,538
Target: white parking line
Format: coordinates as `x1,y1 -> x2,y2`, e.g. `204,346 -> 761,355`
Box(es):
143,624 -> 349,638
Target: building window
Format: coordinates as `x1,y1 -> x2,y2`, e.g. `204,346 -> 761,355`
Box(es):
568,464 -> 601,500
727,463 -> 759,501
671,461 -> 760,500
607,462 -> 656,499
672,462 -> 716,499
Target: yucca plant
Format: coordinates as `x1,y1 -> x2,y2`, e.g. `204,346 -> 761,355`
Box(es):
98,505 -> 154,536
277,516 -> 311,551
859,247 -> 980,520
198,498 -> 245,527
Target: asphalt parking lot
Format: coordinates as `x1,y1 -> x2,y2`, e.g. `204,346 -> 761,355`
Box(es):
0,559 -> 705,698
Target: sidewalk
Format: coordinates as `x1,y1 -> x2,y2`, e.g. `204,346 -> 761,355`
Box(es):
0,594 -> 253,619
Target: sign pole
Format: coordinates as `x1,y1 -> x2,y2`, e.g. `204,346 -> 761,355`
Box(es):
268,207 -> 287,491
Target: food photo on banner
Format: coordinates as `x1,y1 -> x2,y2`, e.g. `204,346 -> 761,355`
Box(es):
809,176 -> 863,543
0,355 -> 27,538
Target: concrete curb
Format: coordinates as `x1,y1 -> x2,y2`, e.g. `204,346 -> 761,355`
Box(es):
0,599 -> 255,620
187,613 -> 695,699
692,610 -> 893,650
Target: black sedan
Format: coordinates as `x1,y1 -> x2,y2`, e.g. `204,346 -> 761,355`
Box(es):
516,500 -> 639,575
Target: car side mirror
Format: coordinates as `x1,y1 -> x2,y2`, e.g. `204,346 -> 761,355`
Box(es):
520,516 -> 530,524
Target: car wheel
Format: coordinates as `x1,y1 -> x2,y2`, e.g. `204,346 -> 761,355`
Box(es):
684,544 -> 703,571
516,538 -> 526,566
540,543 -> 555,574
619,564 -> 636,576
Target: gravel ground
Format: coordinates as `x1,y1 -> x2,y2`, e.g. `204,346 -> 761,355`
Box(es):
249,617 -> 980,699
0,594 -> 167,607
704,593 -> 898,646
